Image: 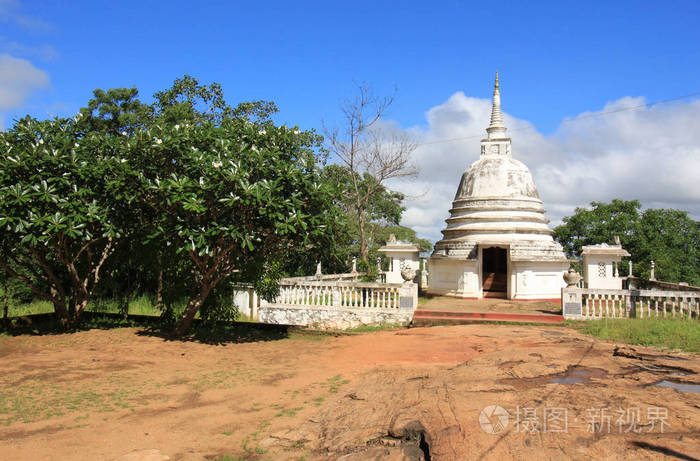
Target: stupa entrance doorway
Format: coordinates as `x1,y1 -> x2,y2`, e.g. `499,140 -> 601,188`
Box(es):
482,247 -> 507,297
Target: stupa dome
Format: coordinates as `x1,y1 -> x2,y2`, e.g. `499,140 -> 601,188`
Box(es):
455,156 -> 540,200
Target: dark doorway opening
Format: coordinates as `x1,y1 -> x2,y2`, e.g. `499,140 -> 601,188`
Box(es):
482,247 -> 507,296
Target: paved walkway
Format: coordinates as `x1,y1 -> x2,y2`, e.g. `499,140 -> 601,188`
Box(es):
413,295 -> 564,325
417,295 -> 562,315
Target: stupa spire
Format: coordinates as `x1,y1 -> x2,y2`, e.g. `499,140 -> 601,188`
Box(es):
486,71 -> 507,139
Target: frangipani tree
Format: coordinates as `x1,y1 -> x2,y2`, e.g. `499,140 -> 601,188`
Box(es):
129,117 -> 335,335
0,115 -> 133,325
0,75 -> 340,335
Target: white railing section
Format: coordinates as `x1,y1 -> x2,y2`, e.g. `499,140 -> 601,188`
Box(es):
577,288 -> 700,319
274,281 -> 405,310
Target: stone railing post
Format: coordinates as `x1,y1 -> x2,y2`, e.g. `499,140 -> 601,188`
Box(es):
331,283 -> 341,307
398,282 -> 418,311
562,286 -> 583,319
248,287 -> 258,321
627,290 -> 638,318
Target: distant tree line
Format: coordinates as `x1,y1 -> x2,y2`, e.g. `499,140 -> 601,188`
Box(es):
554,199 -> 700,286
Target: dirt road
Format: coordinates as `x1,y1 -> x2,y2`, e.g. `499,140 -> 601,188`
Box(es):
0,324 -> 698,460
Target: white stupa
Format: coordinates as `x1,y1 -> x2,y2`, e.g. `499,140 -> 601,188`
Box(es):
428,73 -> 570,300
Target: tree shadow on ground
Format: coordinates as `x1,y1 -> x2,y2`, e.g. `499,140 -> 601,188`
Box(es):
0,312 -> 161,337
630,441 -> 699,461
135,321 -> 292,345
536,308 -> 563,315
0,312 -> 294,345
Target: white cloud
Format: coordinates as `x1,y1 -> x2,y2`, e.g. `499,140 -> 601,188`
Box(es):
0,0 -> 51,31
0,53 -> 49,113
0,38 -> 59,61
385,92 -> 700,244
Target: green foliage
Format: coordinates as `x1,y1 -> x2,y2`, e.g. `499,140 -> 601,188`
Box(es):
0,113 -> 134,324
570,318 -> 700,353
2,276 -> 33,305
375,225 -> 431,252
130,76 -> 339,334
199,284 -> 238,326
153,74 -> 277,126
323,163 -> 404,228
357,259 -> 378,282
633,208 -> 700,286
553,199 -> 641,257
320,164 -> 429,271
79,87 -> 154,134
554,199 -> 699,285
1,75 -> 343,334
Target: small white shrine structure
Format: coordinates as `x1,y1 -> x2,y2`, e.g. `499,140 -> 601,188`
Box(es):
428,74 -> 570,300
378,234 -> 423,284
581,242 -> 630,290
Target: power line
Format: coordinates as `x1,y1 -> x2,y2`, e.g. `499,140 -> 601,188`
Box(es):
415,91 -> 700,147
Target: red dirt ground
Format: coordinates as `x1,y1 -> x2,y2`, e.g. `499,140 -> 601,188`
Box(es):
0,324 -> 698,460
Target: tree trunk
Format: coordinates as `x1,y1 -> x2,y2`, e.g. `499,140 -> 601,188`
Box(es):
172,283 -> 214,337
71,297 -> 91,327
2,275 -> 9,321
52,296 -> 69,326
358,213 -> 368,264
156,256 -> 164,312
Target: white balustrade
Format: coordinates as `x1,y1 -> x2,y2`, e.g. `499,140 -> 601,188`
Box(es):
273,280 -> 404,310
577,288 -> 699,320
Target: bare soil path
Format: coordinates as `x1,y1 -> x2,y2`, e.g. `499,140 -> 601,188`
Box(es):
0,324 -> 698,460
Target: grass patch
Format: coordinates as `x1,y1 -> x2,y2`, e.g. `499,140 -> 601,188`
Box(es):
346,323 -> 404,333
287,329 -> 332,341
326,374 -> 350,393
3,295 -> 171,318
0,379 -> 142,426
3,299 -> 55,316
567,318 -> 700,353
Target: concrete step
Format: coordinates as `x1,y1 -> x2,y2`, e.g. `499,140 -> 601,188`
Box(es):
412,309 -> 564,326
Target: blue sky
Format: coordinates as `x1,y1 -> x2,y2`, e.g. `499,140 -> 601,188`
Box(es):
2,0 -> 700,241
3,0 -> 699,131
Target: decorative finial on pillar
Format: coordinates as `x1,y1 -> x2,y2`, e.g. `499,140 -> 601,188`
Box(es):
487,72 -> 507,139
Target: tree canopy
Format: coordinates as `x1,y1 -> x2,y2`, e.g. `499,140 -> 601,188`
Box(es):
0,75 -> 340,334
0,75 -> 433,333
0,114 -> 133,325
554,199 -> 700,285
323,84 -> 417,264
320,164 -> 430,272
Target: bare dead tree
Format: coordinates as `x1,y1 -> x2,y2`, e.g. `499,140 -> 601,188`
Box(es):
324,83 -> 417,264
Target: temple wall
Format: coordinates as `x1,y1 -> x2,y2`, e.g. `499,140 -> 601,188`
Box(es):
510,261 -> 568,300
428,258 -> 567,300
583,255 -> 624,290
427,258 -> 480,297
258,306 -> 414,329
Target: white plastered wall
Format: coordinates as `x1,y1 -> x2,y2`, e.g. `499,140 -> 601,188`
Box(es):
583,255 -> 623,289
510,261 -> 568,299
427,258 -> 480,297
384,250 -> 420,284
